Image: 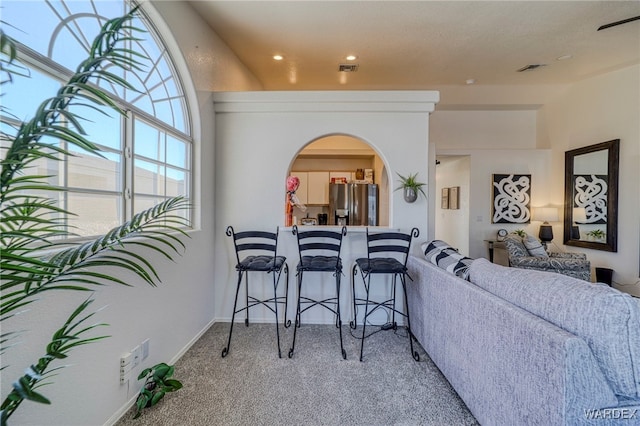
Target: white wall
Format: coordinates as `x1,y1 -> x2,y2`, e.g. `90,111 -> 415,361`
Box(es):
2,3 -> 262,425
435,156 -> 470,255
436,148 -> 553,260
539,64 -> 640,295
431,110 -> 538,149
431,109 -> 552,260
431,65 -> 640,295
212,91 -> 438,324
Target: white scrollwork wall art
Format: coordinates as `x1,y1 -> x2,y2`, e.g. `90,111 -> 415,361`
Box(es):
492,174 -> 531,224
574,174 -> 607,224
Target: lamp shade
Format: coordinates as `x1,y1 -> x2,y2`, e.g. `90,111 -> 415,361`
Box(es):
573,207 -> 587,224
533,207 -> 559,223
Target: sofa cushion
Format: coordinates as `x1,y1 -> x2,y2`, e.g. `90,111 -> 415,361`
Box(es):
468,258 -> 640,399
523,235 -> 548,257
421,240 -> 474,279
504,234 -> 529,258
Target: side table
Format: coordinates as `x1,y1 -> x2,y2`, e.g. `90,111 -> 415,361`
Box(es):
484,240 -> 506,263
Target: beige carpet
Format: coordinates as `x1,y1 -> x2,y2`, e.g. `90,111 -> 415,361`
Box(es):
115,322 -> 478,425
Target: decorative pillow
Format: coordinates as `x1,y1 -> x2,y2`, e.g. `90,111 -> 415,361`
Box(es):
421,240 -> 474,279
523,235 -> 548,258
421,239 -> 451,256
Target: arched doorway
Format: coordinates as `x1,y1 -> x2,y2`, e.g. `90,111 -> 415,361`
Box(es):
288,135 -> 390,226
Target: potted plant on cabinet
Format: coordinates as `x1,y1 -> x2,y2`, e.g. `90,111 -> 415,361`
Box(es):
395,172 -> 427,203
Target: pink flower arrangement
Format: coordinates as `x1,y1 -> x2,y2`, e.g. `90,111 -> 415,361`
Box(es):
286,175 -> 300,193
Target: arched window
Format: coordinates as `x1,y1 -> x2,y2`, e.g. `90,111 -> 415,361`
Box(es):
1,0 -> 192,237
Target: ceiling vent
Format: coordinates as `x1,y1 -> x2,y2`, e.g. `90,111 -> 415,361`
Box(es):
338,64 -> 359,72
517,64 -> 547,72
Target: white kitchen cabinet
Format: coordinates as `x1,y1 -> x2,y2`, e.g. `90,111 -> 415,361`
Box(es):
307,171 -> 330,205
289,172 -> 308,204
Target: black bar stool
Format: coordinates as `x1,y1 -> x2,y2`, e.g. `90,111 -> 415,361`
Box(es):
289,225 -> 347,359
351,227 -> 420,362
222,226 -> 289,358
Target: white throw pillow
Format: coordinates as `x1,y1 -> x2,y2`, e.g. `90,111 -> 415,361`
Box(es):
523,235 -> 548,257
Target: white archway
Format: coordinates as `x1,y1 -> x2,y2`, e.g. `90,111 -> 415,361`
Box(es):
288,134 -> 391,226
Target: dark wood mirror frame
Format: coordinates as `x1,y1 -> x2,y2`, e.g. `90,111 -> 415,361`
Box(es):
563,139 -> 619,252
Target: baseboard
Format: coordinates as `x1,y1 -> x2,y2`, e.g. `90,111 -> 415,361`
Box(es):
103,318 -> 216,426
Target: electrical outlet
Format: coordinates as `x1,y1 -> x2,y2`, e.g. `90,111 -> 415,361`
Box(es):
120,353 -> 133,384
120,352 -> 132,367
131,345 -> 141,367
120,370 -> 131,384
141,338 -> 150,360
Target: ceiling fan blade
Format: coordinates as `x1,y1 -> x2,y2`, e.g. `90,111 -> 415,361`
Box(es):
597,15 -> 640,31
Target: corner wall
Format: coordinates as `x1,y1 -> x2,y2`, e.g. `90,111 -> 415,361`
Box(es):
540,64 -> 640,295
2,2 -> 262,425
435,156 -> 471,255
212,91 -> 438,323
431,109 -> 553,260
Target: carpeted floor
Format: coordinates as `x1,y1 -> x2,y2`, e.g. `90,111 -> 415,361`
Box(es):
115,322 -> 478,425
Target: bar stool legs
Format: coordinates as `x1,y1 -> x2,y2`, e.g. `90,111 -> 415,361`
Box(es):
351,227 -> 420,362
353,269 -> 419,362
221,270 -> 244,358
222,263 -> 289,358
222,226 -> 289,359
288,270 -> 346,360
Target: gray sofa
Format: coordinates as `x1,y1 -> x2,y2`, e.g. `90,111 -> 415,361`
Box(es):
406,254 -> 640,426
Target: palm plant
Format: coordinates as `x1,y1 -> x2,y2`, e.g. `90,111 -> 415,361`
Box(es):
0,7 -> 189,424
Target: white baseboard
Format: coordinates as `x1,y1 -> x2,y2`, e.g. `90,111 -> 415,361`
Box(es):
103,318 -> 216,426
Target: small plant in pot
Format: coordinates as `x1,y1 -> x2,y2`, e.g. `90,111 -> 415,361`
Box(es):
512,229 -> 527,238
586,229 -> 606,241
134,362 -> 183,419
395,172 -> 427,203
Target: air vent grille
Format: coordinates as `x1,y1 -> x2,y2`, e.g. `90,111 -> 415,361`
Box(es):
517,64 -> 547,72
338,64 -> 359,72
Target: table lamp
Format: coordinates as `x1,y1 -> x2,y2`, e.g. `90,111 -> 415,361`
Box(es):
572,207 -> 587,240
533,207 -> 558,246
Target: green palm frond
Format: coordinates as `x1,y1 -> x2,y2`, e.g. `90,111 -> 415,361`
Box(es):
1,196 -> 190,319
0,8 -> 146,203
1,6 -> 191,423
0,298 -> 109,422
1,27 -> 29,86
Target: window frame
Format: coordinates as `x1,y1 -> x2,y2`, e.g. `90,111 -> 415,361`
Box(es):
1,1 -> 194,239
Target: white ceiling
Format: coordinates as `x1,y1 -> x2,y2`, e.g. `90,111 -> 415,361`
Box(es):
187,0 -> 640,90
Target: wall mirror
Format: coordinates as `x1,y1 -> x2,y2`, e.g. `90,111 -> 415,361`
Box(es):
563,139 -> 619,252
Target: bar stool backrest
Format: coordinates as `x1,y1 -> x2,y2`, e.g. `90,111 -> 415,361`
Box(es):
226,226 -> 279,269
292,225 -> 347,268
365,227 -> 419,267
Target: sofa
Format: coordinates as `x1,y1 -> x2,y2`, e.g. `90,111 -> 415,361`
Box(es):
504,233 -> 591,281
406,246 -> 640,425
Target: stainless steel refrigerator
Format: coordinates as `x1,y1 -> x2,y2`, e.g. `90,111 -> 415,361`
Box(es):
329,183 -> 378,226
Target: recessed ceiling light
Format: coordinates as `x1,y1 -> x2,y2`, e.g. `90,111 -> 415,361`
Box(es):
465,79 -> 476,85
556,54 -> 573,61
273,55 -> 284,61
346,55 -> 357,61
